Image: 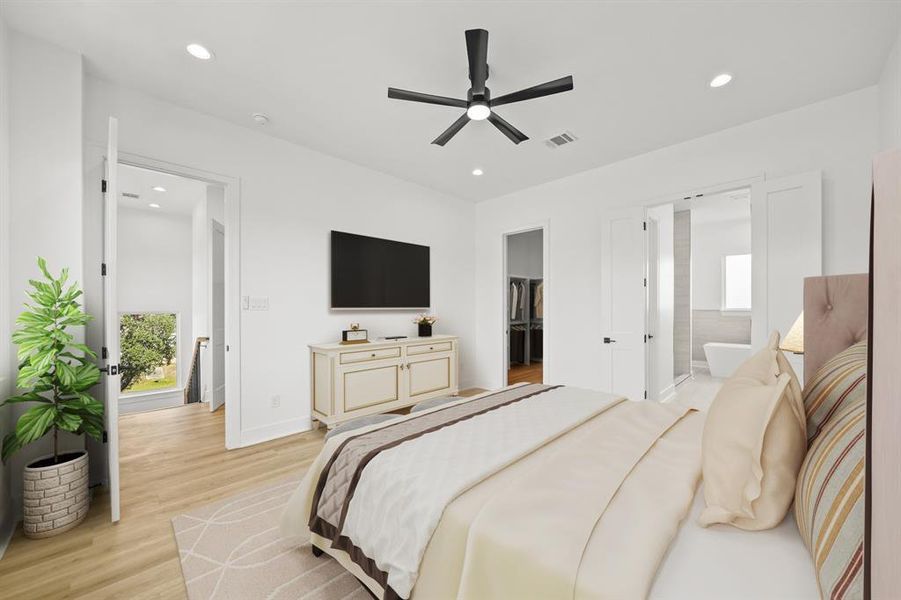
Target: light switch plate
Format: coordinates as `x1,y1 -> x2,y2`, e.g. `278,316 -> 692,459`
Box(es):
249,296 -> 270,311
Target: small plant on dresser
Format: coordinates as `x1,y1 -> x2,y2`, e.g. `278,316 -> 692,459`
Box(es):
413,314 -> 438,337
1,258 -> 104,538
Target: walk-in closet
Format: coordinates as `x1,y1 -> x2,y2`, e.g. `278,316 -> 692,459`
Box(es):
506,229 -> 544,385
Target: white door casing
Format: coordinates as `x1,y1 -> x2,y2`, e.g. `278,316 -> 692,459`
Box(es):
103,117 -> 121,523
751,171 -> 822,380
210,220 -> 225,412
646,217 -> 659,401
600,207 -> 647,401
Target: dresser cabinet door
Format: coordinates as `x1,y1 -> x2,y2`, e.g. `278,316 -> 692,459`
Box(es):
342,364 -> 401,412
407,356 -> 452,399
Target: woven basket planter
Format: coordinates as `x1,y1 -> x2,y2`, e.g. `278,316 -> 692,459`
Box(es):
22,450 -> 90,539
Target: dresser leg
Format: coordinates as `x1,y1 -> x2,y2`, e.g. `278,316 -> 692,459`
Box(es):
312,545 -> 324,557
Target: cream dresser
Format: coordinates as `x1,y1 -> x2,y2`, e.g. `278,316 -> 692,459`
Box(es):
310,335 -> 459,428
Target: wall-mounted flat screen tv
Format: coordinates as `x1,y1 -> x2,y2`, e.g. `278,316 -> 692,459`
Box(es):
330,231 -> 430,309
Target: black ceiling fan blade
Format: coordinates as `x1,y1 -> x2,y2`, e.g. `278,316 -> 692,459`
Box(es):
490,75 -> 574,108
487,112 -> 528,144
465,29 -> 489,94
388,87 -> 468,108
431,113 -> 471,146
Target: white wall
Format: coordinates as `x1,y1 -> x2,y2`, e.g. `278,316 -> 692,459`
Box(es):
82,76 -> 476,445
879,28 -> 901,149
691,217 -> 751,310
5,30 -> 84,517
118,207 -> 194,406
0,11 -> 14,555
647,204 -> 674,400
506,229 -> 543,279
474,87 -> 878,390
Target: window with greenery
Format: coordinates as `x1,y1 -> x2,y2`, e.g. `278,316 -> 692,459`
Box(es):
722,254 -> 752,311
120,313 -> 178,394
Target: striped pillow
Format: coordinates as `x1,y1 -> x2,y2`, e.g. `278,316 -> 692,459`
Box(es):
802,341 -> 867,443
795,397 -> 864,600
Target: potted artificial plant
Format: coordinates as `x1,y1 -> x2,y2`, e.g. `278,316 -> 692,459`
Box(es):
1,258 -> 104,538
414,314 -> 438,337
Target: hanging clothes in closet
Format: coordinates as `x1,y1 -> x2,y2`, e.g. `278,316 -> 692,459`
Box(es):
509,324 -> 527,364
532,280 -> 544,319
530,323 -> 543,361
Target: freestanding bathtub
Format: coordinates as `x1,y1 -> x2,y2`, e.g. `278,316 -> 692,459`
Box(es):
703,342 -> 752,378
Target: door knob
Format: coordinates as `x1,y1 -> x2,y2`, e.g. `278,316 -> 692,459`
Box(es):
603,337 -> 616,344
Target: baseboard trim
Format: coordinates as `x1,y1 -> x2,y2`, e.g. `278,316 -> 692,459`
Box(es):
239,417 -> 313,448
119,390 -> 184,414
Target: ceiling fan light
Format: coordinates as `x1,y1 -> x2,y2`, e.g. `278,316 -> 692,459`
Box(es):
466,102 -> 490,121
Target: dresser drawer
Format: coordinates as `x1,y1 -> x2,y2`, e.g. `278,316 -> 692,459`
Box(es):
339,346 -> 401,364
407,341 -> 453,356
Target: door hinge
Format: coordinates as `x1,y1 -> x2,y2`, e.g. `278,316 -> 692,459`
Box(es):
643,277 -> 647,287
100,364 -> 119,375
101,263 -> 107,276
644,390 -> 648,400
642,221 -> 647,231
101,346 -> 108,360
102,430 -> 108,443
644,334 -> 648,343
101,179 -> 107,193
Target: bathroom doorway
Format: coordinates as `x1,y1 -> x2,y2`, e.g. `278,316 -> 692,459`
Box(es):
674,187 -> 752,381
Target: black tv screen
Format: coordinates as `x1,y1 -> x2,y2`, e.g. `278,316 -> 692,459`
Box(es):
330,231 -> 430,309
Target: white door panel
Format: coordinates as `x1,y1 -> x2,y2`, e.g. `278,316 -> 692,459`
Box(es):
751,171 -> 822,381
210,221 -> 225,412
601,207 -> 647,401
103,117 -> 121,523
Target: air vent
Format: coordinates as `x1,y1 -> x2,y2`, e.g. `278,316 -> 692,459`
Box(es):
121,192 -> 140,199
545,131 -> 578,149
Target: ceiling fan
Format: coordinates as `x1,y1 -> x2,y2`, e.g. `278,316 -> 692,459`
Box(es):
388,29 -> 574,146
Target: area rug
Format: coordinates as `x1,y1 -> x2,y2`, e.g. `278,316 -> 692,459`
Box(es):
171,475 -> 369,600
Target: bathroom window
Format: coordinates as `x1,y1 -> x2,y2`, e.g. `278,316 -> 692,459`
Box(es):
722,254 -> 752,311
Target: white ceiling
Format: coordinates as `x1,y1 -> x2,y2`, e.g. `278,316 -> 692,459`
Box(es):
118,164 -> 207,216
4,1 -> 900,202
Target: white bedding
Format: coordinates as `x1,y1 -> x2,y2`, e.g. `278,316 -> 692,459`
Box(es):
651,487 -> 819,599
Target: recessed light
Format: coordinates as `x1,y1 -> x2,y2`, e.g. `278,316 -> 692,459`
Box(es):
152,186 -> 166,192
252,113 -> 270,125
186,43 -> 213,61
709,73 -> 733,88
148,203 -> 161,209
472,168 -> 484,176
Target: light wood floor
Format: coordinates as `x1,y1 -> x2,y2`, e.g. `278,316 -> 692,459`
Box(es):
508,362 -> 543,385
0,391 -> 484,598
0,404 -> 327,599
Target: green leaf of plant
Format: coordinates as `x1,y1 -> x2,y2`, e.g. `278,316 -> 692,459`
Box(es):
55,360 -> 76,389
56,411 -> 82,433
0,393 -> 50,406
37,256 -> 51,280
1,433 -> 23,464
15,404 -> 56,445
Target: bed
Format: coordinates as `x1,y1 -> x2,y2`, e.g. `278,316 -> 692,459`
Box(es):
282,274 -> 867,600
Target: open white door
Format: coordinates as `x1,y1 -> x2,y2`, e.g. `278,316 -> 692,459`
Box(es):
210,220 -> 225,412
751,171 -> 822,380
102,117 -> 121,522
600,207 -> 648,401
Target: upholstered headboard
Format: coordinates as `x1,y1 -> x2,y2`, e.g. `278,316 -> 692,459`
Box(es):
803,274 -> 868,385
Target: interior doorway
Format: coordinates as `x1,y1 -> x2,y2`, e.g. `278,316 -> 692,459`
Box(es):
115,164 -> 227,415
504,228 -> 545,385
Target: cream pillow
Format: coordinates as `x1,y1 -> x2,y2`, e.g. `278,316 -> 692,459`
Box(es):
699,332 -> 806,530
